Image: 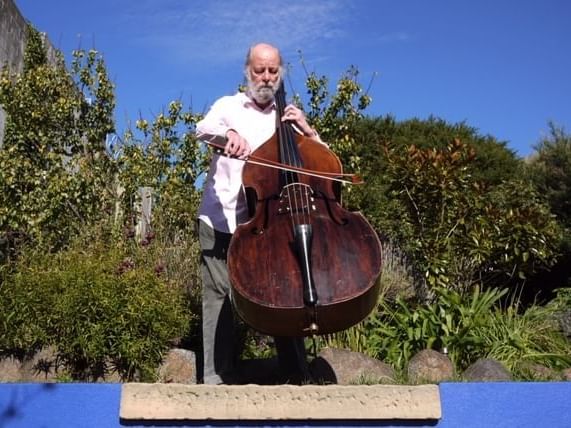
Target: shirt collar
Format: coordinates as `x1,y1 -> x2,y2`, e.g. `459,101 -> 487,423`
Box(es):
241,91 -> 276,112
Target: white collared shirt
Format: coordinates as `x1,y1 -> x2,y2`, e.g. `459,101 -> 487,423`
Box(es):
197,92 -> 276,233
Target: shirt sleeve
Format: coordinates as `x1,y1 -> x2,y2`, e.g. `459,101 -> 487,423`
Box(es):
311,130 -> 328,146
291,123 -> 328,146
196,96 -> 234,143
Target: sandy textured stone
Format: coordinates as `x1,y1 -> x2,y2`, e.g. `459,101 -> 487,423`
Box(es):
157,349 -> 196,384
463,358 -> 512,381
407,349 -> 454,384
120,383 -> 441,421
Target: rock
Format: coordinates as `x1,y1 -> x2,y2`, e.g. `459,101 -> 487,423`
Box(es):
562,367 -> 571,381
157,348 -> 197,384
310,347 -> 395,385
100,372 -> 123,383
407,349 -> 454,384
120,383 -> 442,421
558,310 -> 571,339
463,358 -> 512,381
518,362 -> 561,381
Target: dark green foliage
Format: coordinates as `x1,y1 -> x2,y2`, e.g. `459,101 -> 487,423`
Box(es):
480,180 -> 562,280
354,115 -> 521,184
349,116 -> 560,292
360,285 -> 571,376
526,122 -> 571,230
521,123 -> 571,300
0,228 -> 193,381
364,286 -> 507,372
352,116 -> 522,231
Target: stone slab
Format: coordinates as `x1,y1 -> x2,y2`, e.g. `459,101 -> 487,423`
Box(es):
120,383 -> 441,421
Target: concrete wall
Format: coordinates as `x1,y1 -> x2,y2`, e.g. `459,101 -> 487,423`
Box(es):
0,0 -> 27,145
0,382 -> 570,427
0,0 -> 26,72
0,0 -> 59,147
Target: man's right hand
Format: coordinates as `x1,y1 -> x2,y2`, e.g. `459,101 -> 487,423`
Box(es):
225,129 -> 251,159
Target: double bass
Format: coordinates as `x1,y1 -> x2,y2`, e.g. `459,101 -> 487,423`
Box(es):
227,82 -> 382,337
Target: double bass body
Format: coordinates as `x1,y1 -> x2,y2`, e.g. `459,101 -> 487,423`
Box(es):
227,86 -> 382,337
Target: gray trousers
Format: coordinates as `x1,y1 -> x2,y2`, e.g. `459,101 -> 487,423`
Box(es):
198,220 -> 309,384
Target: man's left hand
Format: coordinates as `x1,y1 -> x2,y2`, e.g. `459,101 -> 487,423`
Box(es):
282,104 -> 316,138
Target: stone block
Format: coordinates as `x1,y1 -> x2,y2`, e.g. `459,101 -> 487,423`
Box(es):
120,383 -> 441,421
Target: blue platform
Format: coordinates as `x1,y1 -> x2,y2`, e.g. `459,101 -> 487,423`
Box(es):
1,382 -> 570,427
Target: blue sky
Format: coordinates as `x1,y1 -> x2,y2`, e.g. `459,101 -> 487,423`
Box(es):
14,0 -> 571,157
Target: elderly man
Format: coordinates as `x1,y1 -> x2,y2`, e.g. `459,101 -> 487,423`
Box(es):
196,43 -> 319,385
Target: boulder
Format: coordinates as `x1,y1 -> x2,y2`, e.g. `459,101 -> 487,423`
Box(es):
558,310 -> 571,339
518,362 -> 561,381
407,349 -> 454,383
463,358 -> 512,381
158,348 -> 197,384
310,347 -> 395,385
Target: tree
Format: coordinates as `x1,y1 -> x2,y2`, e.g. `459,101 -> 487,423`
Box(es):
292,64 -> 374,210
351,116 -> 522,236
524,122 -> 571,297
300,65 -> 372,172
526,122 -> 571,231
0,25 -> 115,256
115,101 -> 206,241
349,116 -> 560,294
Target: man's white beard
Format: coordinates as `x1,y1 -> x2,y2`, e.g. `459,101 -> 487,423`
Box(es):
248,79 -> 280,105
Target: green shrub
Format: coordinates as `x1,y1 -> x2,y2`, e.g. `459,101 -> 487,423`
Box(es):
378,138 -> 560,291
474,299 -> 571,378
364,286 -> 507,371
329,283 -> 571,379
0,232 -> 194,381
0,262 -> 51,357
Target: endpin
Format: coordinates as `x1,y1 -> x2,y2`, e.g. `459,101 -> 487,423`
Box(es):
303,322 -> 319,335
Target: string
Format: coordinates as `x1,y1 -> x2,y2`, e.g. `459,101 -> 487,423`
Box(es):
275,83 -> 312,231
